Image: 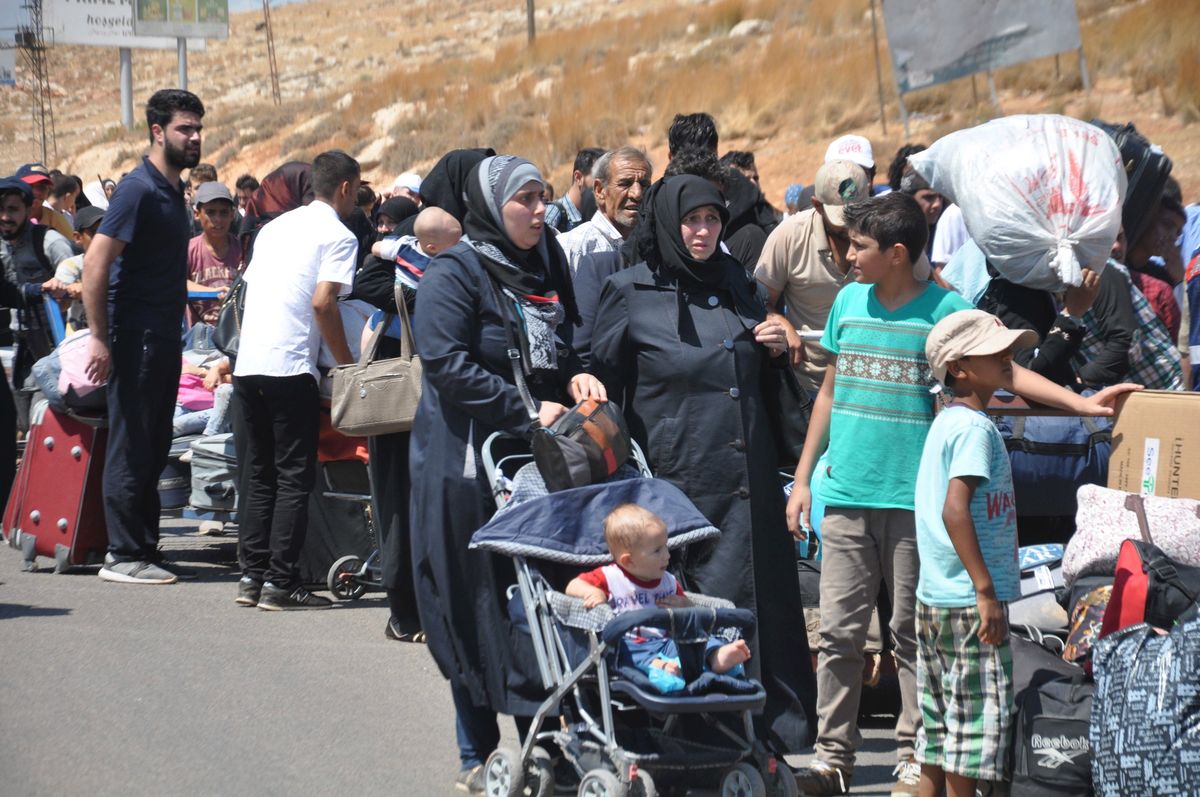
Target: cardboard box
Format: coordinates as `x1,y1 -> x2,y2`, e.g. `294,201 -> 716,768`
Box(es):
1108,390 -> 1200,499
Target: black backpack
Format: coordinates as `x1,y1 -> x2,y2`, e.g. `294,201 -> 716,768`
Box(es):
1010,634 -> 1094,797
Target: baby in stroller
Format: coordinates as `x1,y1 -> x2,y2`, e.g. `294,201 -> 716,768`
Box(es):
567,503 -> 751,694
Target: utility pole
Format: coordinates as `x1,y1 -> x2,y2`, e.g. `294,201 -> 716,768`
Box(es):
263,0 -> 281,105
526,0 -> 535,44
17,0 -> 56,163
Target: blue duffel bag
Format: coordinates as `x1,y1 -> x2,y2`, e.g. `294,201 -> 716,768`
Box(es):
993,413 -> 1111,518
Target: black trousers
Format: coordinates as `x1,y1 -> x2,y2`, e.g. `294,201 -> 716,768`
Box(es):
103,327 -> 182,561
233,373 -> 319,588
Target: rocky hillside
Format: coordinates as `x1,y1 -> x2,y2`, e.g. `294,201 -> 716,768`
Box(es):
2,0 -> 1198,206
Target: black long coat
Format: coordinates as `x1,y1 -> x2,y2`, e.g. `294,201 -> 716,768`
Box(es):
409,241 -> 579,716
589,261 -> 816,754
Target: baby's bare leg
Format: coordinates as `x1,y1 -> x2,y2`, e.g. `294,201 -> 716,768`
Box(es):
708,640 -> 751,673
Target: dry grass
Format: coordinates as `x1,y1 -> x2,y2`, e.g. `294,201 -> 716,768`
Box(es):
8,0 -> 1200,201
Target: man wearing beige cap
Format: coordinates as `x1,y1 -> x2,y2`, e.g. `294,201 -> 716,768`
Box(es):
755,160 -> 870,394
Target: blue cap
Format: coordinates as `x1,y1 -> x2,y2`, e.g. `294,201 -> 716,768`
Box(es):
785,183 -> 804,207
15,163 -> 52,184
0,177 -> 33,203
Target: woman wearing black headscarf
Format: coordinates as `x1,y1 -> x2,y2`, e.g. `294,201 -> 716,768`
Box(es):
590,175 -> 816,757
409,155 -> 603,791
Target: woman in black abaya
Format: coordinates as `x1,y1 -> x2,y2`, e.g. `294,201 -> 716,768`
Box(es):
590,175 -> 817,755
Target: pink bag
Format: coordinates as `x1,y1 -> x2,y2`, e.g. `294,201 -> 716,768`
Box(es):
177,373 -> 214,411
1063,484 -> 1200,586
56,329 -> 105,399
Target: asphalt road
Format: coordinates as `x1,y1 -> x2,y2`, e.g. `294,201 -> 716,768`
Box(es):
0,521 -> 901,796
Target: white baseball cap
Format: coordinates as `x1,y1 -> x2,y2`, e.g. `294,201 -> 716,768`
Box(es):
824,134 -> 875,170
391,172 -> 422,195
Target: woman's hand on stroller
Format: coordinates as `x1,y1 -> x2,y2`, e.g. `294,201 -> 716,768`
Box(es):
568,373 -> 608,404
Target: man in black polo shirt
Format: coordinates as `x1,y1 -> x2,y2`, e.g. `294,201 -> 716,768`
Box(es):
82,89 -> 204,585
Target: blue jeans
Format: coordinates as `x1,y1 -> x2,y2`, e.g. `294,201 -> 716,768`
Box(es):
172,382 -> 233,437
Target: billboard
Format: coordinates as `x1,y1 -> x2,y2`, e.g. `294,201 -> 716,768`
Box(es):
42,0 -> 206,50
882,0 -> 1082,94
133,0 -> 228,40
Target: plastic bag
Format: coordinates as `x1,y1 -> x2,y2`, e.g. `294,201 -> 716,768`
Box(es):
909,115 -> 1126,291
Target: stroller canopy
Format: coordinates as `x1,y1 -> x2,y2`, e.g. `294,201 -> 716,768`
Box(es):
470,477 -> 719,566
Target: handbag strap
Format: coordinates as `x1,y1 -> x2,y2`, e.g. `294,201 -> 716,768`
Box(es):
1124,493 -> 1155,544
486,277 -> 538,422
394,284 -> 416,363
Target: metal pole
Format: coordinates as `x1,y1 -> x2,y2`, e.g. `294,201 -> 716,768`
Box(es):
869,0 -> 888,135
986,70 -> 1000,113
1078,48 -> 1091,91
177,37 -> 187,90
898,93 -> 910,140
119,47 -> 133,129
526,0 -> 535,44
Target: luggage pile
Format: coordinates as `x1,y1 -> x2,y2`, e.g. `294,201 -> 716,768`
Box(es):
995,390 -> 1200,796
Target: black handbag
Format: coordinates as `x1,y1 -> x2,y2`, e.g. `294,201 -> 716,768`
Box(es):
211,273 -> 246,358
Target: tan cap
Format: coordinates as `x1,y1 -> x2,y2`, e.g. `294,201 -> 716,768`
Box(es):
813,160 -> 869,228
925,309 -> 1038,383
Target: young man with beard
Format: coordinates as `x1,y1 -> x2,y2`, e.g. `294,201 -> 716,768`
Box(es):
83,89 -> 205,585
558,146 -> 652,365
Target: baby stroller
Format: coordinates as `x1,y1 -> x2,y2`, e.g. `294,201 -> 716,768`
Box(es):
469,433 -> 797,797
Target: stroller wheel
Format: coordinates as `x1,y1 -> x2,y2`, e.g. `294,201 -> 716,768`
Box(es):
578,768 -> 625,797
765,761 -> 797,797
327,555 -> 367,600
720,763 -> 766,797
629,769 -> 656,797
526,746 -> 554,797
484,745 -> 524,797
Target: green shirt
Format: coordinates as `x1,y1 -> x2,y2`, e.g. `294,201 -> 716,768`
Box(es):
816,281 -> 972,509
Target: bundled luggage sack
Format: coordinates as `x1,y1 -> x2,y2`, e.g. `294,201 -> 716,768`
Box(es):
5,401 -> 108,572
993,415 -> 1111,520
189,433 -> 237,512
1063,484 -> 1200,586
1091,615 -> 1200,796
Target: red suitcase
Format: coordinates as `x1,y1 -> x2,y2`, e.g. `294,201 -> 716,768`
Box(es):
5,403 -> 108,573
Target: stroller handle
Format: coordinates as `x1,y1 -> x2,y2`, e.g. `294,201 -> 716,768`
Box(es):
600,605 -> 756,646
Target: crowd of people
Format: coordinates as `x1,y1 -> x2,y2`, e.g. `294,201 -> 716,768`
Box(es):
1,88 -> 1197,796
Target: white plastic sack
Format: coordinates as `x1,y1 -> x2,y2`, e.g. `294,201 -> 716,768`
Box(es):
909,115 -> 1126,291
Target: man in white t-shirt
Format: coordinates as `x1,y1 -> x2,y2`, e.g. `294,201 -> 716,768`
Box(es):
232,150 -> 360,611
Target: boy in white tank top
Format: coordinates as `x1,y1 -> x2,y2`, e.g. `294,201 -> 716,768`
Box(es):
567,504 -> 751,693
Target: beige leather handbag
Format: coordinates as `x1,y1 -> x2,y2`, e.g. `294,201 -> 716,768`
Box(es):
330,286 -> 421,436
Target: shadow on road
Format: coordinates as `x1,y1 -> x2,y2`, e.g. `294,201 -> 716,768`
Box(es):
0,603 -> 72,619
